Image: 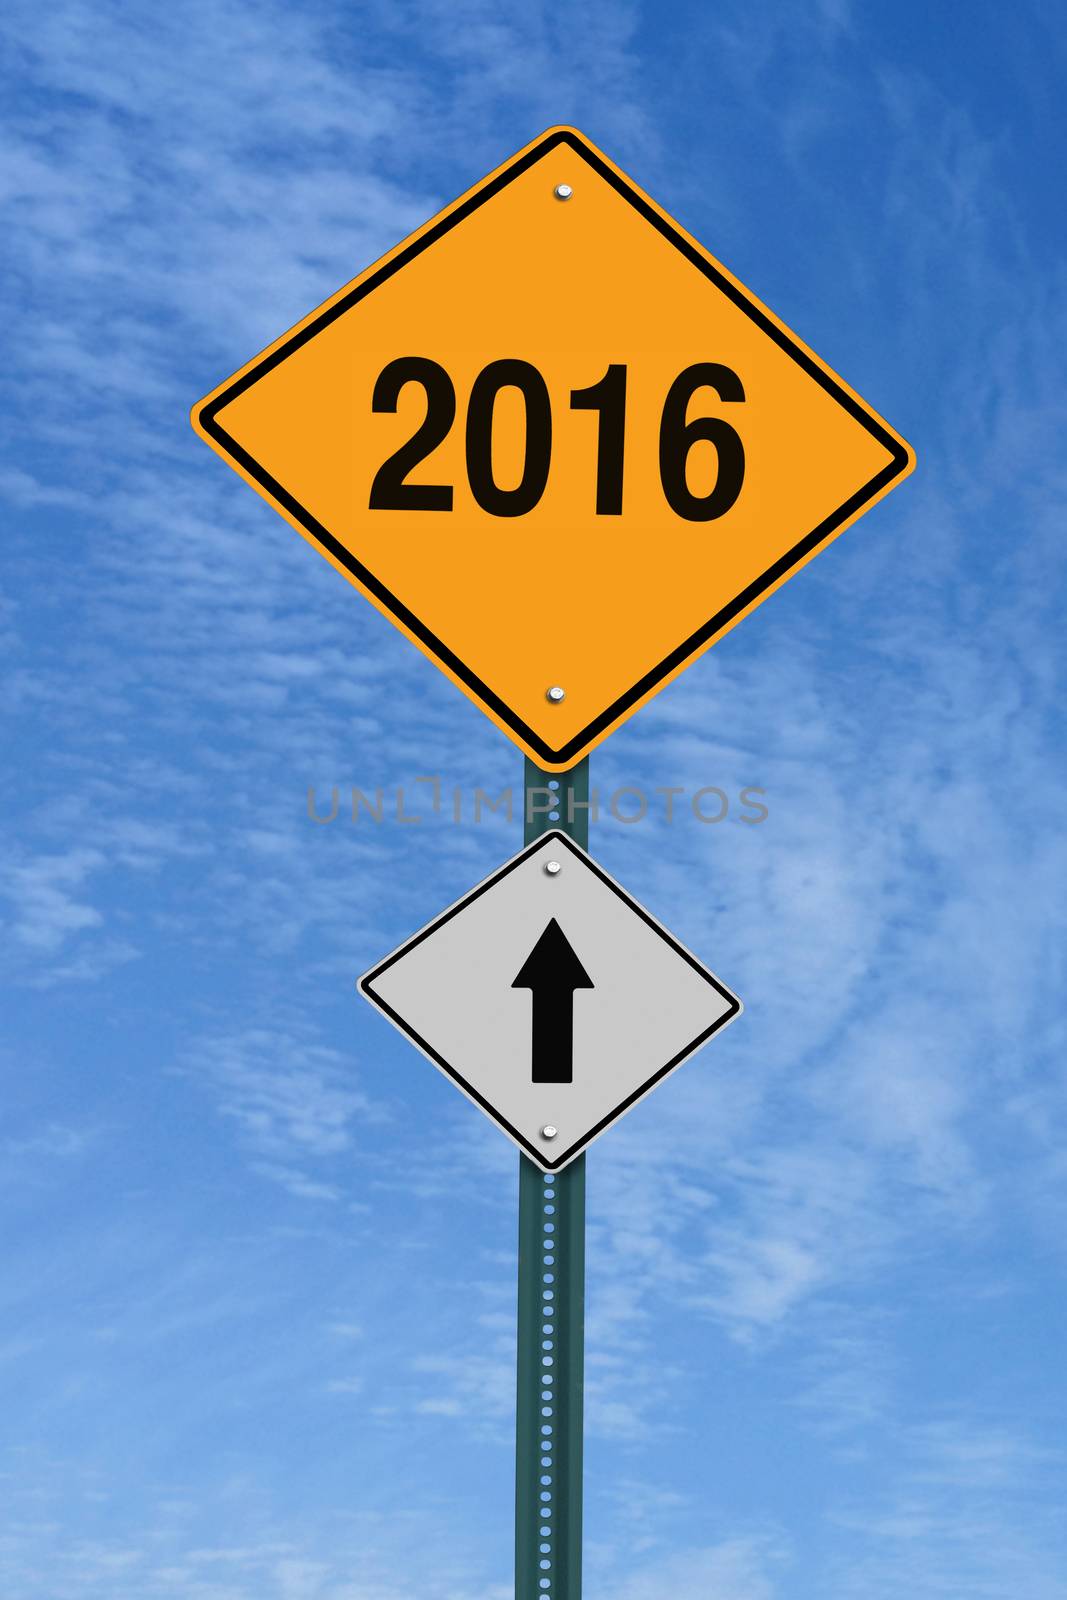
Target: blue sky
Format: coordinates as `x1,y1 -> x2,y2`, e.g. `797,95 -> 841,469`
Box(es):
3,2 -> 1066,1596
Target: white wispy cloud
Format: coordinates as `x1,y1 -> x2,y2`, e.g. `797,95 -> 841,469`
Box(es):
826,1415 -> 1067,1598
181,1025 -> 387,1188
588,1534 -> 786,1600
2,848 -> 106,952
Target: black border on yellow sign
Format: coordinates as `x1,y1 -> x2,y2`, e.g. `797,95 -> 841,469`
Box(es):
196,128 -> 911,768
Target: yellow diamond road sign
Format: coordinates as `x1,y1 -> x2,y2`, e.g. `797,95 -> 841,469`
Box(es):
192,126 -> 914,770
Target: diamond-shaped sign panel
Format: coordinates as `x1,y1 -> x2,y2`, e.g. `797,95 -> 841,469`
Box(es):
193,126 -> 914,770
360,832 -> 741,1171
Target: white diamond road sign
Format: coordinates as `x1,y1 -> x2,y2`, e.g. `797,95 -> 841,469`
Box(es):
359,831 -> 741,1171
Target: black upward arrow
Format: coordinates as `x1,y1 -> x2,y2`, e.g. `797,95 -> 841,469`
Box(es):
512,918 -> 594,1084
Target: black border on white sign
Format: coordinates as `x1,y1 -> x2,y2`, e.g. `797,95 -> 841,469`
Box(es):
359,831 -> 742,1171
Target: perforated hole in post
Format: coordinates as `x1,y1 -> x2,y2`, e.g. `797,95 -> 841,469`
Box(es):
531,1176 -> 562,1588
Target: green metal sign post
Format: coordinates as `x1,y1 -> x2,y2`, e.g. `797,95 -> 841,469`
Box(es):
516,757 -> 589,1600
